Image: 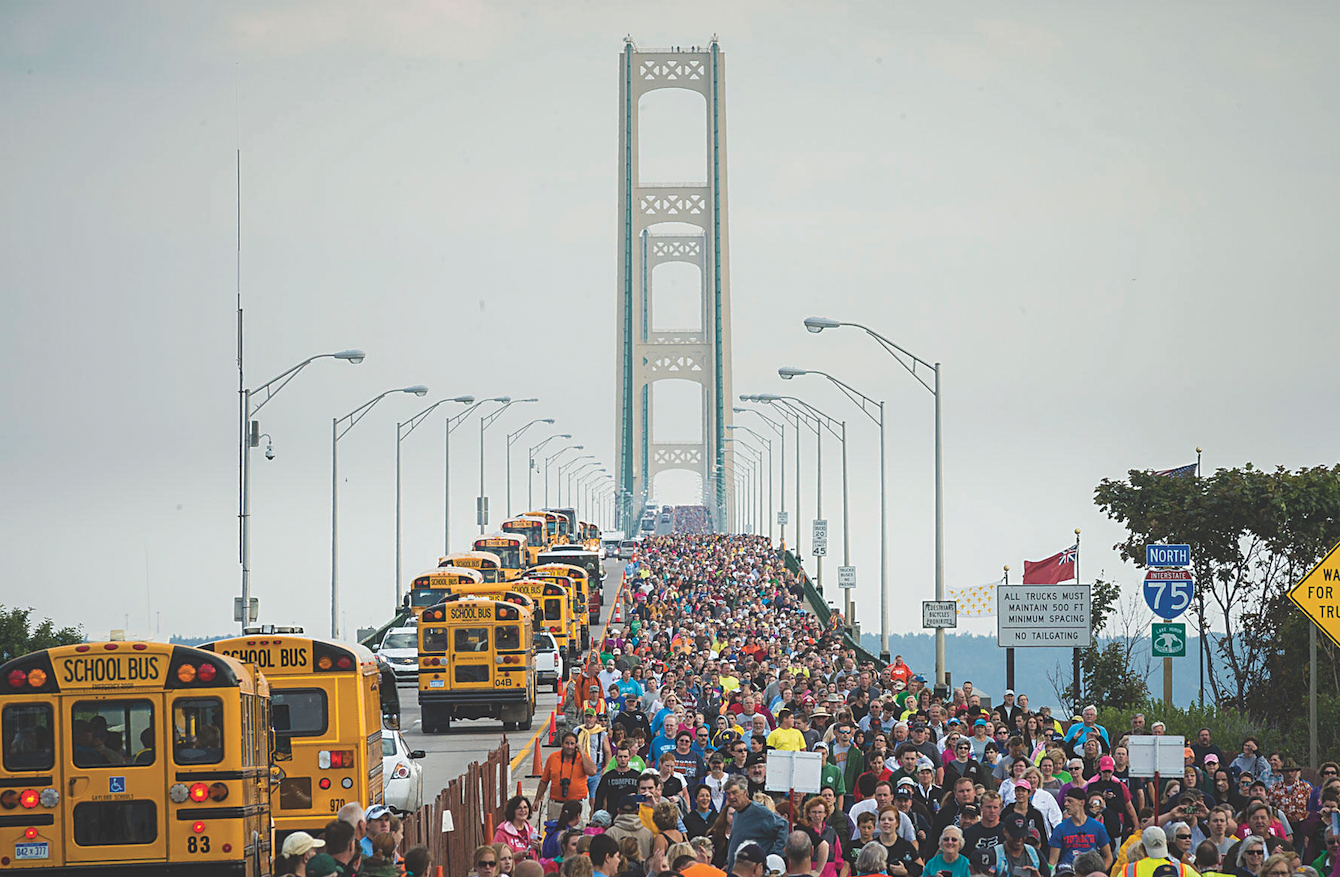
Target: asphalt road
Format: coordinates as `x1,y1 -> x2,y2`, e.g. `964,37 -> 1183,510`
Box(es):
395,557 -> 625,799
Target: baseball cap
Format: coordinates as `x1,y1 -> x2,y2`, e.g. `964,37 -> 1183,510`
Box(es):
1065,786 -> 1088,802
281,832 -> 325,857
766,854 -> 786,875
584,707 -> 596,716
735,843 -> 768,865
1003,689 -> 1014,696
1184,747 -> 1194,759
1098,755 -> 1115,771
306,854 -> 340,877
974,718 -> 987,727
1205,753 -> 1220,764
961,803 -> 980,817
1141,826 -> 1170,859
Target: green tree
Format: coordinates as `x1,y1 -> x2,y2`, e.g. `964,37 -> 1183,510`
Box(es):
1094,464 -> 1340,720
1050,578 -> 1150,709
0,605 -> 83,662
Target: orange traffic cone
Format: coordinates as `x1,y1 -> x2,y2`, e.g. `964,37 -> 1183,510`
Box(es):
435,868 -> 444,877
527,739 -> 544,779
484,812 -> 494,844
517,780 -> 522,797
545,710 -> 557,746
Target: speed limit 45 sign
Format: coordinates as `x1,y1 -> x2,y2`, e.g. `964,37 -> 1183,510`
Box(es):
1144,570 -> 1193,620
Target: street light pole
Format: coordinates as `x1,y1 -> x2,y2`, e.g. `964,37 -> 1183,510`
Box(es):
543,445 -> 584,506
333,384 -> 429,639
781,364 -> 889,661
526,434 -> 571,509
478,398 -> 539,534
505,418 -> 555,518
805,316 -> 944,684
735,407 -> 786,545
728,425 -> 772,543
396,395 -> 473,611
239,348 -> 364,631
558,455 -> 596,505
443,396 -> 510,554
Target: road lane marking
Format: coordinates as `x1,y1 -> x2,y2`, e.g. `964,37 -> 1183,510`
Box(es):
508,717 -> 549,774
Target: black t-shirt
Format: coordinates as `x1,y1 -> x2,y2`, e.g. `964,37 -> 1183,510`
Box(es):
882,837 -> 925,877
1085,778 -> 1129,834
962,820 -> 1007,854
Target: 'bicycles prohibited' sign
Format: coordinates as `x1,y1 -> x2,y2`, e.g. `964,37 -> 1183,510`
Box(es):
923,601 -> 957,629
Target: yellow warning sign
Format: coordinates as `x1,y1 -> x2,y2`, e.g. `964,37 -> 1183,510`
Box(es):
1288,539 -> 1340,648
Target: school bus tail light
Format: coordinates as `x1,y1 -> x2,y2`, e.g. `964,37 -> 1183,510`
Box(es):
336,656 -> 352,670
176,663 -> 198,683
0,790 -> 17,809
25,669 -> 46,688
22,827 -> 38,840
317,656 -> 333,670
18,790 -> 39,809
197,663 -> 217,683
209,783 -> 228,802
319,750 -> 355,769
192,821 -> 207,834
38,789 -> 59,808
6,669 -> 26,689
188,783 -> 211,802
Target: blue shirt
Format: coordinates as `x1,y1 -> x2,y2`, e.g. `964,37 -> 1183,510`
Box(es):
616,679 -> 644,699
1048,816 -> 1111,866
924,852 -> 971,877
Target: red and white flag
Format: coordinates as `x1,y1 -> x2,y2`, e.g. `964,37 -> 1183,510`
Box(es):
1022,544 -> 1077,584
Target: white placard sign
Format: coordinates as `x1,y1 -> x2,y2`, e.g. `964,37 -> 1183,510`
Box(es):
838,566 -> 857,589
764,750 -> 823,793
996,584 -> 1092,647
1127,734 -> 1186,778
923,601 -> 958,629
812,520 -> 828,557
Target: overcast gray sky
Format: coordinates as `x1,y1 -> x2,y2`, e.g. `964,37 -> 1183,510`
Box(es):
2,1 -> 1337,643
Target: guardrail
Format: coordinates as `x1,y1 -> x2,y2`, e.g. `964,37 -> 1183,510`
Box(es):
782,549 -> 885,669
401,739 -> 511,876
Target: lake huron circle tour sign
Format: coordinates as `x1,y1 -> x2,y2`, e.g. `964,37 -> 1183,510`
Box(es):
996,584 -> 1093,647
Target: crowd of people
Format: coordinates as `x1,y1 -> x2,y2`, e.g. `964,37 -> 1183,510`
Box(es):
273,802 -> 433,876
485,533 -> 1338,877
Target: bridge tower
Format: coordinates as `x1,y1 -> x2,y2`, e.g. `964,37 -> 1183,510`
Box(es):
615,37 -> 734,532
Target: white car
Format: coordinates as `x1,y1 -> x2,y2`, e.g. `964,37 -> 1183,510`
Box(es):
535,632 -> 562,693
381,728 -> 425,813
375,627 -> 419,686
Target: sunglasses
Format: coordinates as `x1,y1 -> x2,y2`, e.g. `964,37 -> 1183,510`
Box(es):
478,861 -> 498,868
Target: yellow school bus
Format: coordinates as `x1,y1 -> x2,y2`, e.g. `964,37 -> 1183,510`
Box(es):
0,641 -> 272,876
579,521 -> 600,549
417,595 -> 535,733
523,510 -> 568,547
436,578 -> 578,665
407,567 -> 486,617
498,518 -> 545,566
200,635 -> 382,843
526,563 -> 591,651
437,551 -> 504,584
472,533 -> 528,580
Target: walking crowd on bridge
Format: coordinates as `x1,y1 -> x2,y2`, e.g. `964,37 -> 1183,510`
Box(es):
483,534 -> 1339,877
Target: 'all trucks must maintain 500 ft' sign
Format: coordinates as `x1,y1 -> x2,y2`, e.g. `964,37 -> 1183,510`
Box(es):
997,584 -> 1093,648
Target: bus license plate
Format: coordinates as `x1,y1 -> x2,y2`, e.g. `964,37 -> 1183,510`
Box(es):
16,842 -> 49,860
429,679 -> 444,688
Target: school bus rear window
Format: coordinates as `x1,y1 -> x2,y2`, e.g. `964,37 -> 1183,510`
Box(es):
422,627 -> 448,652
74,800 -> 157,846
453,628 -> 489,652
173,698 -> 224,765
544,598 -> 563,620
2,703 -> 53,772
272,689 -> 328,737
72,700 -> 153,768
496,625 -> 521,650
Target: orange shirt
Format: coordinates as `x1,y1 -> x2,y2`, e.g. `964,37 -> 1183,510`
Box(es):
540,752 -> 588,802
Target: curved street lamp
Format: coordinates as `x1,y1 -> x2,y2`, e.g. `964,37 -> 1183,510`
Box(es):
332,384 -> 429,638
239,348 -> 364,630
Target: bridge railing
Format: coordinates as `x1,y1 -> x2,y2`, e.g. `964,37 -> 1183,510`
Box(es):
782,549 -> 885,669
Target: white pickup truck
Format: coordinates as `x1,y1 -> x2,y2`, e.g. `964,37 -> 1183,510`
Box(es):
535,632 -> 562,693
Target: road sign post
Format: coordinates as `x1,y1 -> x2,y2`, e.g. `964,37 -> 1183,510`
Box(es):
1146,547 -> 1193,709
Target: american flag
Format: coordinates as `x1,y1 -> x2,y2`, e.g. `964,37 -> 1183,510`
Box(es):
1155,463 -> 1197,478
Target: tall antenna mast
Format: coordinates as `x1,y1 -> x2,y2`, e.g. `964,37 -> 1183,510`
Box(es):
236,66 -> 245,563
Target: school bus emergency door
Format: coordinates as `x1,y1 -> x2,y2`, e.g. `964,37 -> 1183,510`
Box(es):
437,551 -> 504,584
526,564 -> 590,652
0,642 -> 272,876
201,635 -> 382,842
417,597 -> 535,733
498,519 -> 545,566
472,534 -> 528,580
408,567 -> 485,617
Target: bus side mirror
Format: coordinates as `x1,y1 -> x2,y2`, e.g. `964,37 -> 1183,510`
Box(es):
272,703 -> 293,758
